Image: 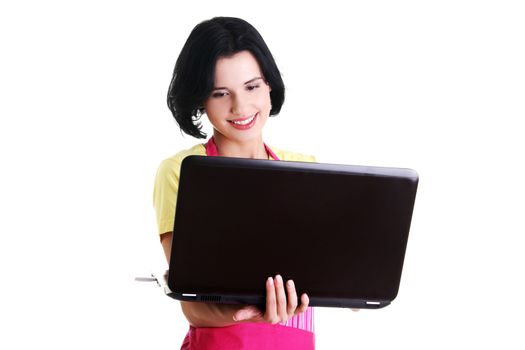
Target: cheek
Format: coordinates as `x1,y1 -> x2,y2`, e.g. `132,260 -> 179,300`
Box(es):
256,90 -> 272,110
205,100 -> 227,120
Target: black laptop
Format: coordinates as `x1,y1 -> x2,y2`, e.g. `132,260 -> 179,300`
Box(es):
166,155 -> 418,309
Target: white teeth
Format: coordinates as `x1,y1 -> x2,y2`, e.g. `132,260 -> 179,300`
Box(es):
232,114 -> 256,125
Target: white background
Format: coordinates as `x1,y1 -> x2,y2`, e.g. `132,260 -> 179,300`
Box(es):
1,1 -> 524,349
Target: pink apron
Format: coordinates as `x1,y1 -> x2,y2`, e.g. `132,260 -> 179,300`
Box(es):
179,137 -> 315,349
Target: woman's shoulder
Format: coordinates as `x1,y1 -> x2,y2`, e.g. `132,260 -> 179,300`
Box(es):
271,146 -> 316,163
157,143 -> 206,173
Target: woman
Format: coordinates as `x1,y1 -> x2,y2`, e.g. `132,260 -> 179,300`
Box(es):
154,17 -> 316,349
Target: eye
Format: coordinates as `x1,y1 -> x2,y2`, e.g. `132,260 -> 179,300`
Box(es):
246,84 -> 260,91
211,91 -> 228,98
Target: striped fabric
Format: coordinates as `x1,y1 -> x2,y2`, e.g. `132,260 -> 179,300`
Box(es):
281,307 -> 315,333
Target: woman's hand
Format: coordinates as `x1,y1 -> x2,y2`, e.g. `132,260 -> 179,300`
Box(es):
178,275 -> 309,328
233,275 -> 309,324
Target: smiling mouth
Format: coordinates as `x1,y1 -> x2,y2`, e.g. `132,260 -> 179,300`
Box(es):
227,113 -> 258,130
229,113 -> 257,125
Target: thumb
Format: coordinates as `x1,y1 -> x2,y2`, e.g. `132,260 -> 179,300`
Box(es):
233,306 -> 261,322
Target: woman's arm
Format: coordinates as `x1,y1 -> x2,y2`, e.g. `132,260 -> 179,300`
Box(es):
160,232 -> 309,327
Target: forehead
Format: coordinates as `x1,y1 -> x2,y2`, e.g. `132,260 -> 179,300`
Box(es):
214,51 -> 263,87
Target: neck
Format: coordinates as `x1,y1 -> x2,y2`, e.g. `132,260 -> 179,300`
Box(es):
212,132 -> 267,159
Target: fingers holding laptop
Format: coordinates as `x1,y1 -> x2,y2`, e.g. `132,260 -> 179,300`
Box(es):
233,275 -> 309,324
265,275 -> 309,324
284,278 -> 309,317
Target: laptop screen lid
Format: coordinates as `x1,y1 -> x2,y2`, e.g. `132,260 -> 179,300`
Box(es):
167,156 -> 418,309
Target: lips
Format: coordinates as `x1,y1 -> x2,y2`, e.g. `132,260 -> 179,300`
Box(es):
228,113 -> 258,130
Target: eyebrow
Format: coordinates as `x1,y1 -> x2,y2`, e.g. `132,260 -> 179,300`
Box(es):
212,77 -> 264,91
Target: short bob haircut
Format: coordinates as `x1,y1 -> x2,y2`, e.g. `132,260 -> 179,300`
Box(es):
167,17 -> 285,139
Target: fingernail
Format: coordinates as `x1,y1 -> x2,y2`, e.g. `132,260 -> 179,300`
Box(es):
268,277 -> 273,285
276,275 -> 282,284
287,280 -> 294,288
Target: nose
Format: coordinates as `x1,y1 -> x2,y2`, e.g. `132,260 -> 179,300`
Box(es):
230,94 -> 248,116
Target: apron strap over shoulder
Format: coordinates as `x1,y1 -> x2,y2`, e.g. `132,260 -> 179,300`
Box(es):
205,137 -> 280,161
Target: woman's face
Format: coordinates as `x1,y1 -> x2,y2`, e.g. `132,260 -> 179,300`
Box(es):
204,50 -> 272,144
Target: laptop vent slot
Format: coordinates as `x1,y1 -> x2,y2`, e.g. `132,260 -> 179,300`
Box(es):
200,295 -> 222,303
